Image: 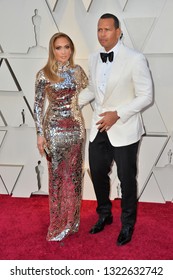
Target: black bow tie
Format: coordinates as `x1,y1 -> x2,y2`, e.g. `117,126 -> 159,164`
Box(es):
100,51 -> 114,63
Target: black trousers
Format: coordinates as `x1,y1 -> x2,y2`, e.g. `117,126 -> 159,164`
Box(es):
89,131 -> 139,228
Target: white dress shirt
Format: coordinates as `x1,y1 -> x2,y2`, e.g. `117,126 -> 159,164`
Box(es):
98,40 -> 122,102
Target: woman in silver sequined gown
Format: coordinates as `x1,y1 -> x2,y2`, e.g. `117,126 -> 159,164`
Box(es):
34,33 -> 88,241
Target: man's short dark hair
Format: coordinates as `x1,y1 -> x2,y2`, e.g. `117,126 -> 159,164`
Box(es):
100,13 -> 120,29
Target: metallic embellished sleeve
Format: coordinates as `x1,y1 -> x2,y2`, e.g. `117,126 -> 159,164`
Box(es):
75,65 -> 88,93
33,71 -> 47,136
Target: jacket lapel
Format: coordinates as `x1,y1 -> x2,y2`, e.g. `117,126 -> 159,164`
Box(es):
103,45 -> 127,102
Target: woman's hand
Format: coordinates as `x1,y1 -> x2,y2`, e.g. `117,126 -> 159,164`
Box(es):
37,135 -> 47,156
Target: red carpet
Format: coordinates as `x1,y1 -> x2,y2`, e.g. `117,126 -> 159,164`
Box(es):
0,194 -> 172,260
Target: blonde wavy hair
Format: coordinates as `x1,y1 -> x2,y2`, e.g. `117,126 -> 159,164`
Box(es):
42,32 -> 75,82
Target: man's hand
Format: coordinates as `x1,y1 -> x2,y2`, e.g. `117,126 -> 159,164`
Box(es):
96,111 -> 120,132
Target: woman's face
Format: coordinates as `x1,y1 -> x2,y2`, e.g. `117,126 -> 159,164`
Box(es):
53,36 -> 72,64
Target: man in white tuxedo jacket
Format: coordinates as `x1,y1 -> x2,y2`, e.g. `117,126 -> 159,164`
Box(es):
79,13 -> 153,246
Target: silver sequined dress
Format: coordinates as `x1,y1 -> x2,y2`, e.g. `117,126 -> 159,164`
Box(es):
34,63 -> 88,241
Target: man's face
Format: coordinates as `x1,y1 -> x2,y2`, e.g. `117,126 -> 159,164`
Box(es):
97,18 -> 121,52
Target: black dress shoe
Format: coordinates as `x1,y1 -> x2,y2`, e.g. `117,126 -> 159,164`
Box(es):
116,226 -> 134,246
89,215 -> 113,234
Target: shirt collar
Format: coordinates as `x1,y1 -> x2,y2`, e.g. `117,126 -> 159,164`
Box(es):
101,40 -> 122,55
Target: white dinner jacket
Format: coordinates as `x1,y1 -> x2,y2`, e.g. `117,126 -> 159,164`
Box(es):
78,43 -> 153,147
